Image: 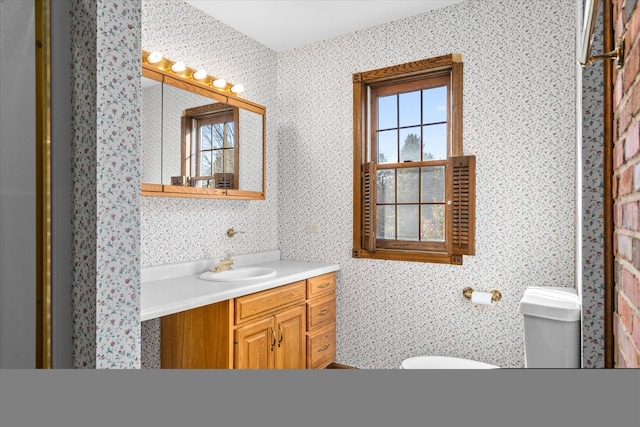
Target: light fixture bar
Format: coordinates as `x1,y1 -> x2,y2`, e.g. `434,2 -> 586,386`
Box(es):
141,49 -> 242,94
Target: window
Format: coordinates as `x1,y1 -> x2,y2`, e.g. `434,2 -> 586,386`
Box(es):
181,103 -> 239,189
352,54 -> 475,265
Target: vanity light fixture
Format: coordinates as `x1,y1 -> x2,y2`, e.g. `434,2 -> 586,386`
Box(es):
212,78 -> 227,89
146,51 -> 163,64
171,61 -> 186,73
193,69 -> 207,80
141,49 -> 245,95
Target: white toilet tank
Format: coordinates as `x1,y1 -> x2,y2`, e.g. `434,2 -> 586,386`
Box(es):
518,286 -> 581,368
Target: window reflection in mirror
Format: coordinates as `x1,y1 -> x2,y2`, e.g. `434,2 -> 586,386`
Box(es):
182,102 -> 238,189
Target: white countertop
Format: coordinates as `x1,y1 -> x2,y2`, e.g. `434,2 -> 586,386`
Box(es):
141,250 -> 340,321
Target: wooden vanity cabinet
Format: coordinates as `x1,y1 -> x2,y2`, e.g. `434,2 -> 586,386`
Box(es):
234,304 -> 306,369
161,273 -> 336,369
305,273 -> 336,369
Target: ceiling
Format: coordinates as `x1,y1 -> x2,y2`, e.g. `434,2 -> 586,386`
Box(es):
184,1 -> 465,52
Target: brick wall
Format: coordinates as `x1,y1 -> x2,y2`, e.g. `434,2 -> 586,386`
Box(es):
613,0 -> 640,368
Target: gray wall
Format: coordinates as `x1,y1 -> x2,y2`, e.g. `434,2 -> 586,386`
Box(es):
0,0 -> 74,369
0,0 -> 36,368
50,0 -> 73,369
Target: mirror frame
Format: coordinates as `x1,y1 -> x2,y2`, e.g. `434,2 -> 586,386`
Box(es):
140,51 -> 266,200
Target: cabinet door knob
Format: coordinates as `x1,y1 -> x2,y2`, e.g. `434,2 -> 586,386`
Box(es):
318,344 -> 330,352
277,323 -> 283,348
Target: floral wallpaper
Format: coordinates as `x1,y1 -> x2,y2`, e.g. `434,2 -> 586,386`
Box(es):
137,0 -> 603,369
71,0 -> 141,368
139,0 -> 279,367
581,3 -> 605,369
277,0 -> 577,368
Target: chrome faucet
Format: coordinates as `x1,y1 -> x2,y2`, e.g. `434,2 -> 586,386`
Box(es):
212,255 -> 235,272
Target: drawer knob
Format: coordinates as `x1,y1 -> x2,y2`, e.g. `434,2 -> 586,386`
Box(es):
317,283 -> 330,289
318,344 -> 330,352
318,309 -> 329,316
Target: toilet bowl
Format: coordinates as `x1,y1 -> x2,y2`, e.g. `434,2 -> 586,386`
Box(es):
400,356 -> 499,369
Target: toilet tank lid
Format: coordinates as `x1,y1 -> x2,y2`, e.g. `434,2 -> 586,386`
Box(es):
518,287 -> 581,322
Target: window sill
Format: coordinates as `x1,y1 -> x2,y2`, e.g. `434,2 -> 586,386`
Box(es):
351,248 -> 462,265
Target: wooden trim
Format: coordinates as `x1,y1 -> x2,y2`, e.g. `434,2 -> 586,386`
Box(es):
35,0 -> 51,369
352,248 -> 462,265
451,62 -> 463,156
326,362 -> 358,369
359,54 -> 455,83
603,0 -> 614,368
353,75 -> 366,252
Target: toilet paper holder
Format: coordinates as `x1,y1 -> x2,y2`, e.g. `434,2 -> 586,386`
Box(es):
463,286 -> 502,303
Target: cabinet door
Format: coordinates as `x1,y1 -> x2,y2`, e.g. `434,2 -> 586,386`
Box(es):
274,305 -> 306,369
234,317 -> 275,369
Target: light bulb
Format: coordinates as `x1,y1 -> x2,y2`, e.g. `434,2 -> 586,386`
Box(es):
171,61 -> 185,73
230,83 -> 244,94
193,69 -> 207,80
147,51 -> 163,64
212,78 -> 226,88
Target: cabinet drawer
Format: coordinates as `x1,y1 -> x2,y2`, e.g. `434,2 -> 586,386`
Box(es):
306,294 -> 335,331
306,273 -> 335,299
306,322 -> 336,369
235,281 -> 306,324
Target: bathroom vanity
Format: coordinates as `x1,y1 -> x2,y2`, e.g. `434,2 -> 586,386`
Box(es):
141,251 -> 339,369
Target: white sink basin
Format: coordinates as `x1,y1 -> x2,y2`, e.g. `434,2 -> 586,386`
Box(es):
198,266 -> 277,282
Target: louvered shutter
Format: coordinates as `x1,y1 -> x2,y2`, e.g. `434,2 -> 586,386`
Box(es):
448,155 -> 475,255
361,161 -> 376,251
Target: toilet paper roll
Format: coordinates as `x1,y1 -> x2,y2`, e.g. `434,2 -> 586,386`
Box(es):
471,291 -> 493,305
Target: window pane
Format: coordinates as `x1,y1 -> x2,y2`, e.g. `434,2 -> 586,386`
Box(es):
422,86 -> 447,124
422,123 -> 447,160
399,91 -> 421,127
376,205 -> 396,240
377,95 -> 397,130
421,204 -> 445,242
213,123 -> 224,149
421,166 -> 445,203
224,148 -> 234,173
213,150 -> 223,174
224,122 -> 235,148
200,151 -> 212,175
399,128 -> 421,162
398,205 -> 419,241
201,125 -> 212,150
397,167 -> 419,204
376,169 -> 395,204
377,129 -> 398,164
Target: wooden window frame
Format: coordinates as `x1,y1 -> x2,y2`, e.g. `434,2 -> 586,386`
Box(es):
352,54 -> 475,265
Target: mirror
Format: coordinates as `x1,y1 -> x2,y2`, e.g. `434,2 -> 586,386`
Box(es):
141,55 -> 266,200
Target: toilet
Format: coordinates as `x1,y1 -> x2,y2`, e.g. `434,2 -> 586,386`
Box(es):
401,356 -> 499,369
401,286 -> 581,369
518,286 -> 581,368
